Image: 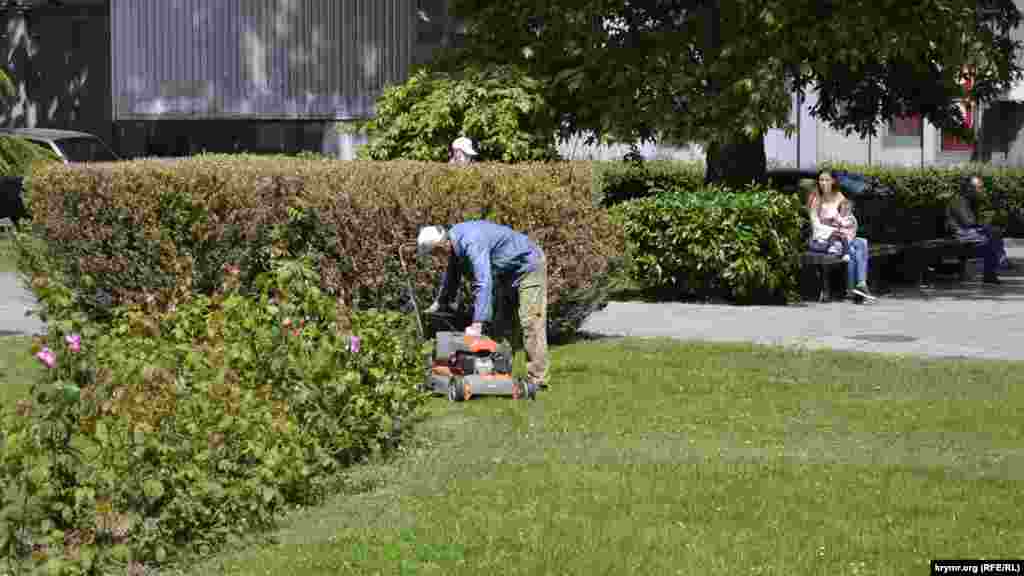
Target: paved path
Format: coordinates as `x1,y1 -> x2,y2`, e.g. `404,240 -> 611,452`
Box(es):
581,239 -> 1024,362
0,270 -> 42,337
3,242 -> 1024,363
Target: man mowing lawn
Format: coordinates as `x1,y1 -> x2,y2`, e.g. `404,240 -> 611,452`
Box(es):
417,220 -> 549,390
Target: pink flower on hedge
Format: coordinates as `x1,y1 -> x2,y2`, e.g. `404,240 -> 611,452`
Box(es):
349,336 -> 360,354
35,347 -> 56,369
65,334 -> 81,353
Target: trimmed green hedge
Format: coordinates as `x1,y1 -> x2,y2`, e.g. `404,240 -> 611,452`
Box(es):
593,160 -> 704,207
611,185 -> 804,304
593,159 -> 1024,236
822,163 -> 1024,236
605,161 -> 1024,304
18,156 -> 625,341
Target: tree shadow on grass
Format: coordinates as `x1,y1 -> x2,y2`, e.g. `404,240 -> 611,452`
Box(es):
551,330 -> 623,347
607,284 -> 686,303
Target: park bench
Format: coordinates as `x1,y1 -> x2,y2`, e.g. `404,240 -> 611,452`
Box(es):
799,242 -> 902,301
898,207 -> 987,285
766,169 -> 992,300
800,204 -> 988,300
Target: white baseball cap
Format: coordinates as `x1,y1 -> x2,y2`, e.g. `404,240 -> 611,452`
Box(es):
451,136 -> 478,156
416,225 -> 447,257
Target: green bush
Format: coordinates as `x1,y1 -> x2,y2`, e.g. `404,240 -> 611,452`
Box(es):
1,257 -> 427,574
823,162 -> 1024,238
0,135 -> 59,177
355,66 -> 560,163
594,160 -> 705,207
18,156 -> 624,341
612,185 -> 804,304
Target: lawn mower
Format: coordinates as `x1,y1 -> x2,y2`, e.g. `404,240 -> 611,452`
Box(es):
398,244 -> 538,402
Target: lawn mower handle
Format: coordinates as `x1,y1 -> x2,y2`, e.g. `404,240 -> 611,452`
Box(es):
397,243 -> 468,339
397,244 -> 425,341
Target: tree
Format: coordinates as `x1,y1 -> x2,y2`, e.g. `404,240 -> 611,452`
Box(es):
446,0 -> 1023,187
356,66 -> 560,163
0,70 -> 13,99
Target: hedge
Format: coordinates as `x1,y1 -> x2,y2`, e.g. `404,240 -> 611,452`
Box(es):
822,162 -> 1024,236
593,160 -> 704,207
0,135 -> 59,177
594,159 -> 1024,236
611,185 -> 804,304
18,155 -> 625,341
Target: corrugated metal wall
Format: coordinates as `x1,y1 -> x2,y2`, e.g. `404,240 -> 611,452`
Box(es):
111,0 -> 415,120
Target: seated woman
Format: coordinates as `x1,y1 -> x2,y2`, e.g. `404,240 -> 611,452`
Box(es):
806,169 -> 876,302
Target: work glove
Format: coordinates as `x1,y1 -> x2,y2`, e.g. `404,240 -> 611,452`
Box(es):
425,300 -> 450,315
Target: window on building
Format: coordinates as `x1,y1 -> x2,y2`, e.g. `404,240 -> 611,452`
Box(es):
883,114 -> 922,148
941,73 -> 976,152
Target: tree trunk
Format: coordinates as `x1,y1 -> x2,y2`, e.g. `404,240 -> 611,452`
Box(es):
704,133 -> 768,189
700,0 -> 767,190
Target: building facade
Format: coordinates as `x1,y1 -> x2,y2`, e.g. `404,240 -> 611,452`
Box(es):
762,91 -> 974,170
0,0 -> 113,147
766,0 -> 1024,169
3,0 -> 1024,165
1,0 -> 448,159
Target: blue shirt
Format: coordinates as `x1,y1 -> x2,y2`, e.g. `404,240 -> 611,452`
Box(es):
436,220 -> 542,324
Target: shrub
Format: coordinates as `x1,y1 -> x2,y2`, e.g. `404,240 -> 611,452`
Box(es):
0,135 -> 59,177
18,156 -> 624,341
594,159 -> 705,207
612,185 -> 804,304
355,66 -> 560,163
0,257 -> 427,574
822,162 -> 1024,238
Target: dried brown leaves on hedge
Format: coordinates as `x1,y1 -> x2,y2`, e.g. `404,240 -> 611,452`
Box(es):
23,155 -> 624,336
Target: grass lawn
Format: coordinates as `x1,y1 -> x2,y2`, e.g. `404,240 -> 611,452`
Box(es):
174,337 -> 1024,576
0,235 -> 16,274
0,335 -> 36,408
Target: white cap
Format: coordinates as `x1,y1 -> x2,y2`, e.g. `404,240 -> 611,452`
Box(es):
416,225 -> 447,256
451,136 -> 478,156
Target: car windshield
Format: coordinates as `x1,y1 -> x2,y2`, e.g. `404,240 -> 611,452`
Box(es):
55,137 -> 118,163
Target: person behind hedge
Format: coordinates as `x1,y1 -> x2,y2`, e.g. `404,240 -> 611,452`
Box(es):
947,174 -> 1006,284
449,136 -> 478,164
417,221 -> 549,390
806,169 -> 876,302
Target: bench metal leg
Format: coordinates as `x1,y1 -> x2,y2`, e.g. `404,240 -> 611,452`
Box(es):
819,264 -> 829,302
869,261 -> 886,294
958,256 -> 970,281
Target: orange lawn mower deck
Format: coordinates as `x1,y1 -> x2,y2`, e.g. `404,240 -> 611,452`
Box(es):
398,242 -> 536,402
424,331 -> 537,402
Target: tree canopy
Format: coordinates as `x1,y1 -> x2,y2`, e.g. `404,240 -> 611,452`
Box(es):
356,66 -> 560,163
446,0 -> 1023,185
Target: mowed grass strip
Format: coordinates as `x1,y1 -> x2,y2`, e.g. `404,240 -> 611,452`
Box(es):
0,234 -> 16,274
0,335 -> 36,408
181,338 -> 1024,576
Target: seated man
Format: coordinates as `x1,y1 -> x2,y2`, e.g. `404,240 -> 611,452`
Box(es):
947,175 -> 1004,284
